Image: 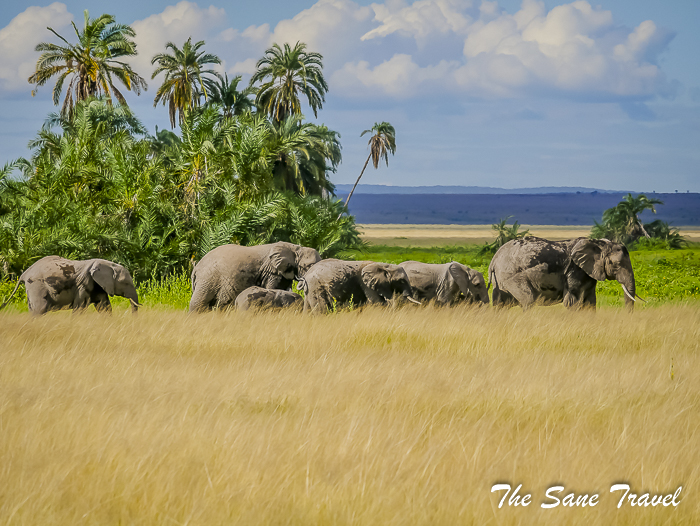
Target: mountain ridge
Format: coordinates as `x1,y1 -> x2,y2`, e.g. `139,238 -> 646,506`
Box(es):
333,184 -> 632,195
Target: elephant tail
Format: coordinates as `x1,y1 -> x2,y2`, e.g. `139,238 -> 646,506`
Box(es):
487,267 -> 496,292
190,267 -> 197,292
0,275 -> 24,310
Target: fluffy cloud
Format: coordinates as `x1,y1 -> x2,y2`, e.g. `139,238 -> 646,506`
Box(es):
336,0 -> 675,100
332,54 -> 459,97
221,0 -> 375,74
131,2 -> 227,79
362,0 -> 474,42
0,0 -> 676,103
0,3 -> 73,92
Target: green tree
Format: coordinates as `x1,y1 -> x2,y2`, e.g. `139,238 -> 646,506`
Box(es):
151,38 -> 221,128
342,122 -> 396,214
479,217 -> 530,255
592,193 -> 664,243
28,11 -> 147,116
251,42 -> 328,123
205,73 -> 257,119
268,116 -> 341,196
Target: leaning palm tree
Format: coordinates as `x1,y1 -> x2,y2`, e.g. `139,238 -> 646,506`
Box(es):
204,73 -> 257,119
593,193 -> 664,243
341,122 -> 396,214
251,42 -> 328,123
151,38 -> 221,128
28,11 -> 147,116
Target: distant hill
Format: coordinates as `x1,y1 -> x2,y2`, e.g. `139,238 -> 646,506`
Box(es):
339,192 -> 700,226
334,184 -> 627,195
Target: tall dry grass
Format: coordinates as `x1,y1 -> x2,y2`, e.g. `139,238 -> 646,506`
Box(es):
1,305 -> 698,525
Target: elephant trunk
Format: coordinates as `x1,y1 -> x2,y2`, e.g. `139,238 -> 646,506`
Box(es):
617,269 -> 636,311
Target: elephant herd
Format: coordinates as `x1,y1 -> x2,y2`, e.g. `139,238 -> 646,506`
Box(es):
0,237 -> 641,316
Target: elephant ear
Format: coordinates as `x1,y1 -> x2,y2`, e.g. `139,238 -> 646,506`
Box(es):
362,263 -> 392,300
448,263 -> 475,298
90,260 -> 117,296
571,239 -> 606,281
267,244 -> 296,279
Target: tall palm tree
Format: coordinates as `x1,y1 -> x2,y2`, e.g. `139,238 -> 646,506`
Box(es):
28,11 -> 147,116
595,193 -> 664,242
342,122 -> 396,213
251,42 -> 328,123
205,73 -> 257,119
267,116 -> 341,196
151,38 -> 221,128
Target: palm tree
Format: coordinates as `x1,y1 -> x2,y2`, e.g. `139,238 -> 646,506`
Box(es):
479,217 -> 530,255
151,38 -> 221,128
28,11 -> 147,116
593,193 -> 664,243
341,122 -> 396,214
267,116 -> 341,196
205,73 -> 257,119
251,42 -> 328,123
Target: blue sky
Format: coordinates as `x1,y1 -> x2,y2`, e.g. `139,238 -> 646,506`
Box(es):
1,0 -> 698,191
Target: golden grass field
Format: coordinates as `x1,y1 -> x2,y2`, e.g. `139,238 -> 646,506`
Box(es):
358,224 -> 700,246
1,305 -> 699,525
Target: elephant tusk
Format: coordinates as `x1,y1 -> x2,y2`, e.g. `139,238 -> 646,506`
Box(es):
406,296 -> 422,305
129,298 -> 143,308
635,293 -> 647,303
621,284 -> 636,303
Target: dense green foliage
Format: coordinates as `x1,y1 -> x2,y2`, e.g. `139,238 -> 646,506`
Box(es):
591,193 -> 686,248
0,99 -> 360,281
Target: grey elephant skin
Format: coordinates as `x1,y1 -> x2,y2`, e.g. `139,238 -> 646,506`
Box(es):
189,241 -> 321,312
399,261 -> 489,306
488,237 -> 637,309
301,259 -> 418,313
235,286 -> 302,311
0,256 -> 140,315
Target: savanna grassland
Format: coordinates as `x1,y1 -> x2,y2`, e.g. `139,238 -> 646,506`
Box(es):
1,233 -> 699,525
1,305 -> 699,525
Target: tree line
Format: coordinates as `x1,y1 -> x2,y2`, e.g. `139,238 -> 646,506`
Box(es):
1,11 -> 397,281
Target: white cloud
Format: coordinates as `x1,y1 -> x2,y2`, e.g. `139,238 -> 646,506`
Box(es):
0,0 -> 677,104
0,3 -> 73,92
332,54 -> 458,97
339,0 -> 674,100
362,0 -> 474,43
131,1 -> 227,79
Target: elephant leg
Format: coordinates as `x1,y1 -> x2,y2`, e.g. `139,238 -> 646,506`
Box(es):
500,273 -> 537,309
305,289 -> 329,314
26,285 -> 50,316
189,285 -> 217,313
93,292 -> 112,314
492,286 -> 517,308
71,290 -> 92,314
581,284 -> 597,309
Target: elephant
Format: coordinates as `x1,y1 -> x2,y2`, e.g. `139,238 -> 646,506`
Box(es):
189,241 -> 321,312
301,259 -> 421,313
399,261 -> 489,306
488,237 -> 639,310
0,256 -> 140,315
235,286 -> 302,311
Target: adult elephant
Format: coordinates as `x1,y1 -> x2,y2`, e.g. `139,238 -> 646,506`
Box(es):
235,286 -> 302,311
189,241 -> 321,312
0,256 -> 140,315
489,237 -> 639,310
301,259 -> 420,313
399,261 -> 489,306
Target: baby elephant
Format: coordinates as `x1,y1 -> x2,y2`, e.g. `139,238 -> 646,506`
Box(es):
234,286 -> 302,312
0,255 -> 140,315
